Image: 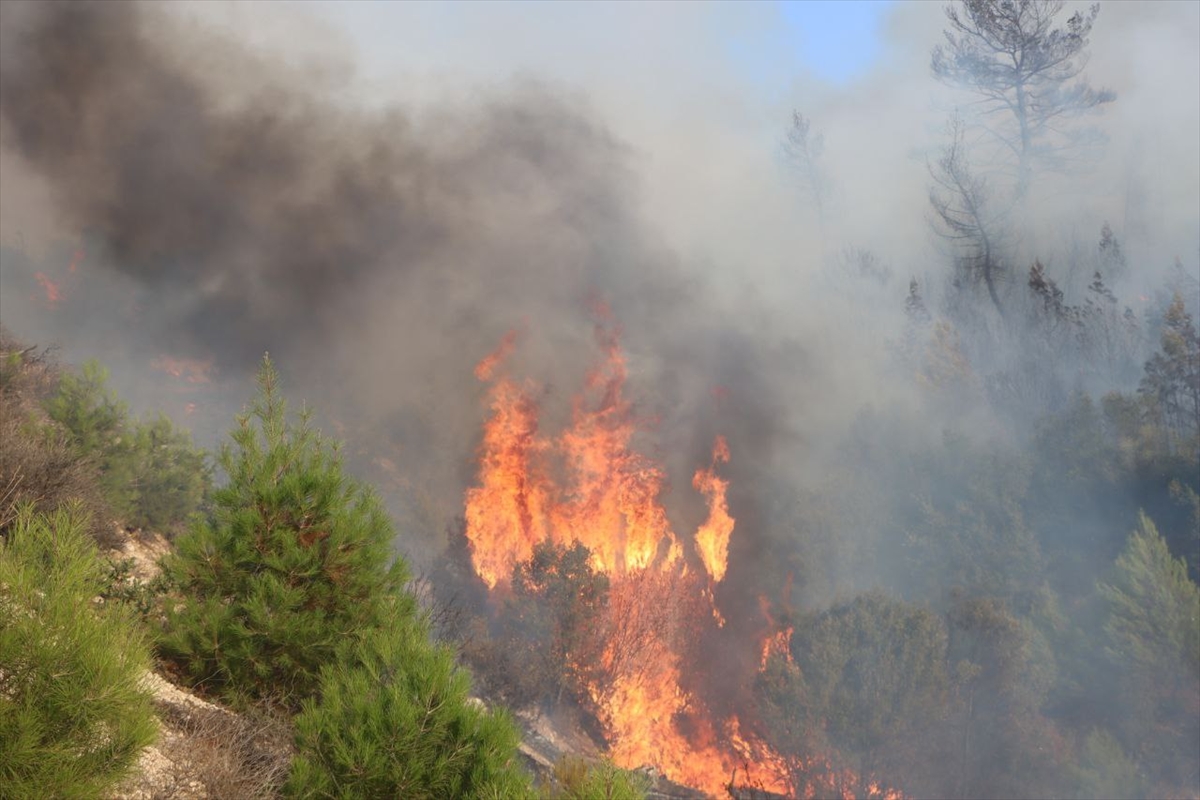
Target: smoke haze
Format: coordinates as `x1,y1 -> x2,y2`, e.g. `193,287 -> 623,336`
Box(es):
1,0 -> 1196,562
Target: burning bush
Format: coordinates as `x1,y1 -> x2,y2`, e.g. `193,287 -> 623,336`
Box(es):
507,540 -> 611,709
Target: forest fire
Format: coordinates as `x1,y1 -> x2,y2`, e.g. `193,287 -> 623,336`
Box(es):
463,309 -> 910,798
34,272 -> 61,308
463,308 -> 794,796
150,355 -> 215,384
32,249 -> 84,309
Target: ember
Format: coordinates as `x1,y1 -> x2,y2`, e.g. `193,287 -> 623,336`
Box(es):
150,355 -> 215,384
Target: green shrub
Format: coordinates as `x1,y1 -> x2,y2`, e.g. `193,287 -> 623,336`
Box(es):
286,599 -> 532,799
100,557 -> 173,623
44,361 -> 126,457
158,355 -> 406,709
1072,728 -> 1144,800
544,756 -> 649,799
44,360 -> 210,534
0,505 -> 157,799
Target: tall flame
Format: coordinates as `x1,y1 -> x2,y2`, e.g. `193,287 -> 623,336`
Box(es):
694,435 -> 733,583
463,372 -> 549,589
464,313 -> 683,581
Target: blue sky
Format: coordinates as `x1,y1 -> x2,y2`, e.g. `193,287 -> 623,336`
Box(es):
311,0 -> 898,92
778,0 -> 896,83
719,0 -> 897,98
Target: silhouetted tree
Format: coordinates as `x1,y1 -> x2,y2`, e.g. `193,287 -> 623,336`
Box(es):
929,118 -> 1008,317
901,278 -> 934,367
932,0 -> 1116,197
783,111 -> 830,241
1140,294 -> 1200,453
507,540 -> 610,707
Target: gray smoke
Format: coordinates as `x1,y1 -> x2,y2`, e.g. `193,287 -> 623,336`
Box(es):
0,0 -> 810,565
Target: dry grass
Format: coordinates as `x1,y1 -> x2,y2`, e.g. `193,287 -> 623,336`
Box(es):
0,392 -> 117,547
0,326 -> 61,402
155,701 -> 293,799
0,329 -> 117,548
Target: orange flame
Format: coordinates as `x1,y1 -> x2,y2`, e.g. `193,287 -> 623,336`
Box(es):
463,374 -> 549,589
34,272 -> 61,307
32,249 -> 84,309
758,578 -> 796,670
694,435 -> 733,583
151,355 -> 214,384
464,317 -> 683,582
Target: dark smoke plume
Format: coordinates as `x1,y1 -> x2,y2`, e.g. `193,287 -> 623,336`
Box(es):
0,1 -> 678,364
0,0 -> 808,569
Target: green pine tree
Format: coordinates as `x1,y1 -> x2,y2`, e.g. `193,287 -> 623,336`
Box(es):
1100,512 -> 1200,792
1101,511 -> 1200,676
0,505 -> 157,799
158,355 -> 405,709
1140,293 -> 1200,453
286,597 -> 532,799
43,359 -> 210,533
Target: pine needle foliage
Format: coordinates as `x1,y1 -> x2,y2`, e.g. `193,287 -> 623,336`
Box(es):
158,355 -> 406,709
544,756 -> 649,799
0,505 -> 157,799
286,598 -> 532,799
44,359 -> 210,534
1101,511 -> 1200,678
1099,511 -> 1200,790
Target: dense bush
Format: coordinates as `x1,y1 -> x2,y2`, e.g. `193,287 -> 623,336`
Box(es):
158,356 -> 406,709
756,592 -> 953,798
286,598 -> 531,799
508,540 -> 609,707
45,360 -> 210,534
0,396 -> 113,547
0,336 -> 113,547
0,329 -> 58,401
0,506 -> 157,798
